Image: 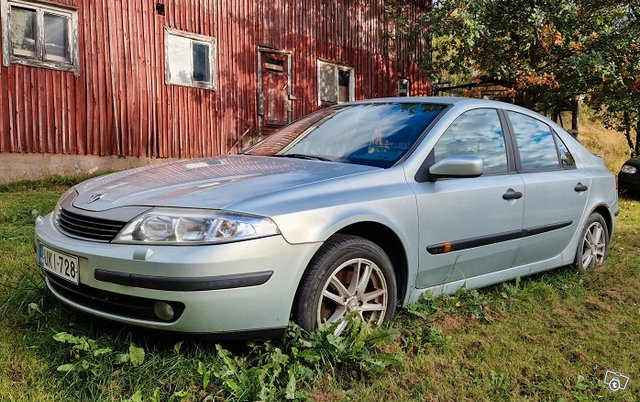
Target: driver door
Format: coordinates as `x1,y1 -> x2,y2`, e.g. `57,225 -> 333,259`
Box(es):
408,108 -> 524,289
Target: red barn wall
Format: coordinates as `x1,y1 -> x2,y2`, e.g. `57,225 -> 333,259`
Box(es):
0,0 -> 431,159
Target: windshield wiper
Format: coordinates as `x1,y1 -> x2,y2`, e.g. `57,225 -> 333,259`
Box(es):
277,153 -> 332,162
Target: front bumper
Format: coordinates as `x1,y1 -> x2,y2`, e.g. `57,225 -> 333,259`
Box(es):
35,213 -> 321,334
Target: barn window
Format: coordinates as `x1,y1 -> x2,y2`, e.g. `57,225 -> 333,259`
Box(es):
165,28 -> 216,90
317,60 -> 354,105
1,0 -> 79,75
398,78 -> 410,97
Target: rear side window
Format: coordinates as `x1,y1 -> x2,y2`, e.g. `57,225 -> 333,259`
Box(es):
433,108 -> 508,174
555,133 -> 576,167
508,111 -> 559,170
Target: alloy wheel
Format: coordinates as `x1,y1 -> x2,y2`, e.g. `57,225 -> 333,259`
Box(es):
316,257 -> 388,335
581,221 -> 606,268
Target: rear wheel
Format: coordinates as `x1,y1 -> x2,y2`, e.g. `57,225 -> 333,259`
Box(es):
294,235 -> 397,334
575,212 -> 609,272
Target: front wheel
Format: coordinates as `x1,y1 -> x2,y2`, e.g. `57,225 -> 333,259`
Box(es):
575,212 -> 609,272
293,235 -> 397,335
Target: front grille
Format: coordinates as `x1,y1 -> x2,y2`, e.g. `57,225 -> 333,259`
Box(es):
45,273 -> 185,323
57,208 -> 127,242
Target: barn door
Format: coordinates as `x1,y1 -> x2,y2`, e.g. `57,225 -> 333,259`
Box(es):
258,49 -> 292,135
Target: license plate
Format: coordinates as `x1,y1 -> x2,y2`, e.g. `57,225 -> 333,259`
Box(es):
39,244 -> 80,285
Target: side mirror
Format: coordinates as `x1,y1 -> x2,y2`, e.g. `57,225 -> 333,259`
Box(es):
427,156 -> 484,180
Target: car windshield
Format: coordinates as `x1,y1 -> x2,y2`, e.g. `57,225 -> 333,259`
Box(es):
247,103 -> 447,168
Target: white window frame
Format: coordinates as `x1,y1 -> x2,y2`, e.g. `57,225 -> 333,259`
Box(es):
317,59 -> 354,106
398,78 -> 411,97
1,0 -> 79,75
164,28 -> 217,90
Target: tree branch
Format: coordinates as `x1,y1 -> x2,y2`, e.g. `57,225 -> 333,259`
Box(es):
432,77 -> 515,93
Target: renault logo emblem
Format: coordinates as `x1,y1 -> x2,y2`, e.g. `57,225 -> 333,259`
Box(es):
87,193 -> 105,204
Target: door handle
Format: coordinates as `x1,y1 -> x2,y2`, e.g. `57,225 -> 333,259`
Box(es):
574,183 -> 588,192
502,189 -> 523,200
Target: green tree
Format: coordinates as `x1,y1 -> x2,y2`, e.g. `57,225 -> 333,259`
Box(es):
585,4 -> 640,155
386,0 -> 640,127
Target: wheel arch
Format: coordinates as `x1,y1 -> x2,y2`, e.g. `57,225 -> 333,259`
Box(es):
590,203 -> 614,241
331,221 -> 410,302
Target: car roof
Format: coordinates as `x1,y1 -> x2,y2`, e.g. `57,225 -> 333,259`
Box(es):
348,96 -> 520,109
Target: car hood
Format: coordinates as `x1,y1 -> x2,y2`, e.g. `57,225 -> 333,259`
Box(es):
72,155 -> 376,212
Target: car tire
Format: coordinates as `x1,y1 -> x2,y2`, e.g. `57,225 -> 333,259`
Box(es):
293,234 -> 397,334
574,212 -> 609,272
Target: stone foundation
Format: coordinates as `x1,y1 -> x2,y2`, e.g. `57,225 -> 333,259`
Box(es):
0,153 -> 176,183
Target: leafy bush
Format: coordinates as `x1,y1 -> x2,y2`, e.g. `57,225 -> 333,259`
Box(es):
406,284 -> 490,322
49,318 -> 402,401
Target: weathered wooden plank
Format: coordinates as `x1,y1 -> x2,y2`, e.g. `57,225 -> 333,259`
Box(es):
49,68 -> 59,153
23,66 -> 32,152
14,66 -> 23,152
0,0 -> 430,160
133,0 -> 146,156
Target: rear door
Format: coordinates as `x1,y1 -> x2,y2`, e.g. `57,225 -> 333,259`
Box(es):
409,108 -> 525,289
505,111 -> 590,267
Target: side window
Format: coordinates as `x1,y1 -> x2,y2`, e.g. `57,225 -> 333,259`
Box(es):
555,133 -> 576,168
508,111 -> 560,170
165,28 -> 217,90
433,108 -> 508,174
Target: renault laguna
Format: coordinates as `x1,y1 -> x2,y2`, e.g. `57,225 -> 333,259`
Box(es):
35,97 -> 618,337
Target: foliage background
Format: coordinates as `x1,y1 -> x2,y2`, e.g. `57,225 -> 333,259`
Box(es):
386,0 -> 640,153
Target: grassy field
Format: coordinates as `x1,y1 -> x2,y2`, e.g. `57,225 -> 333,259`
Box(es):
1,116 -> 638,401
576,106 -> 632,173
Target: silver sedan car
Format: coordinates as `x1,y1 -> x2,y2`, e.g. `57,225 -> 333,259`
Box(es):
35,97 -> 618,337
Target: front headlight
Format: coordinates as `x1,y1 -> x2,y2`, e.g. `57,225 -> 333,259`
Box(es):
113,208 -> 280,245
621,165 -> 637,174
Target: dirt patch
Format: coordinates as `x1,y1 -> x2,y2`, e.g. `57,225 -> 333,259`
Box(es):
603,287 -> 640,303
379,339 -> 403,355
604,322 -> 619,332
5,360 -> 35,388
462,339 -> 488,359
435,314 -> 467,334
551,307 -> 570,318
482,306 -> 508,322
604,289 -> 627,302
519,333 -> 544,343
309,389 -> 346,402
432,312 -> 483,336
583,296 -> 616,313
565,347 -> 588,364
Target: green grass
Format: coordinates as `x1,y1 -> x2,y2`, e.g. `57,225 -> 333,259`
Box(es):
314,210 -> 640,400
1,119 -> 639,401
1,178 -> 639,401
